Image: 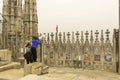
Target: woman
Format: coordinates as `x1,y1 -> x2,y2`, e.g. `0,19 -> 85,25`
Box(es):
31,36 -> 42,62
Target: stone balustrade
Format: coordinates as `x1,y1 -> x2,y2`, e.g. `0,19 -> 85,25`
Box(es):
0,49 -> 12,62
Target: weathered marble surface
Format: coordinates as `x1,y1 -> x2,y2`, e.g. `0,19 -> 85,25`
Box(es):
0,49 -> 12,62
24,62 -> 49,76
0,67 -> 120,80
31,63 -> 43,75
0,60 -> 9,66
0,62 -> 21,72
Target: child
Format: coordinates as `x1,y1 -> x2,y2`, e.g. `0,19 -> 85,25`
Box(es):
24,42 -> 33,64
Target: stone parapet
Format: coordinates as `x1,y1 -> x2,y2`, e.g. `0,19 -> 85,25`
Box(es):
0,49 -> 12,62
24,62 -> 49,76
0,62 -> 21,72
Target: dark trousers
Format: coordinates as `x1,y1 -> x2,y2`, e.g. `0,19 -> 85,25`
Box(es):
31,47 -> 37,62
26,59 -> 33,64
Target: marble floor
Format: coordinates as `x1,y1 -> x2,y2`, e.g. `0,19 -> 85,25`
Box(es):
0,67 -> 120,80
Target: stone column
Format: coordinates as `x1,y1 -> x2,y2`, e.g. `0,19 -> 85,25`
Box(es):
100,30 -> 104,70
90,30 -> 94,69
81,31 -> 84,68
119,0 -> 120,74
119,29 -> 120,74
113,29 -> 117,72
63,32 -> 66,67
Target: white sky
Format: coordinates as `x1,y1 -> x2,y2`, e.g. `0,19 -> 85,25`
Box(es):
0,0 -> 119,34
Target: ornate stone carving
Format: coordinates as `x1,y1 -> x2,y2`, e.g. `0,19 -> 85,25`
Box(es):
41,29 -> 117,72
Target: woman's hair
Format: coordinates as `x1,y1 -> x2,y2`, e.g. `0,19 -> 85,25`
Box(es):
32,36 -> 39,40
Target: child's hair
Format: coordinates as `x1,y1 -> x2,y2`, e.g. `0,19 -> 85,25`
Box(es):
25,43 -> 31,47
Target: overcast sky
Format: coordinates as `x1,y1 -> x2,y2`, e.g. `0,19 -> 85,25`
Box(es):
0,0 -> 119,35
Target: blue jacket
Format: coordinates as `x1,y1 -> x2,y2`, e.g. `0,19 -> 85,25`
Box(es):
31,39 -> 42,48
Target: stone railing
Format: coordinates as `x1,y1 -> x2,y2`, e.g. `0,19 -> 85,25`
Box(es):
39,29 -> 119,72
0,49 -> 12,62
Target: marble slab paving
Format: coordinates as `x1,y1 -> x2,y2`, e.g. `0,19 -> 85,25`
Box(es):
0,67 -> 120,80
